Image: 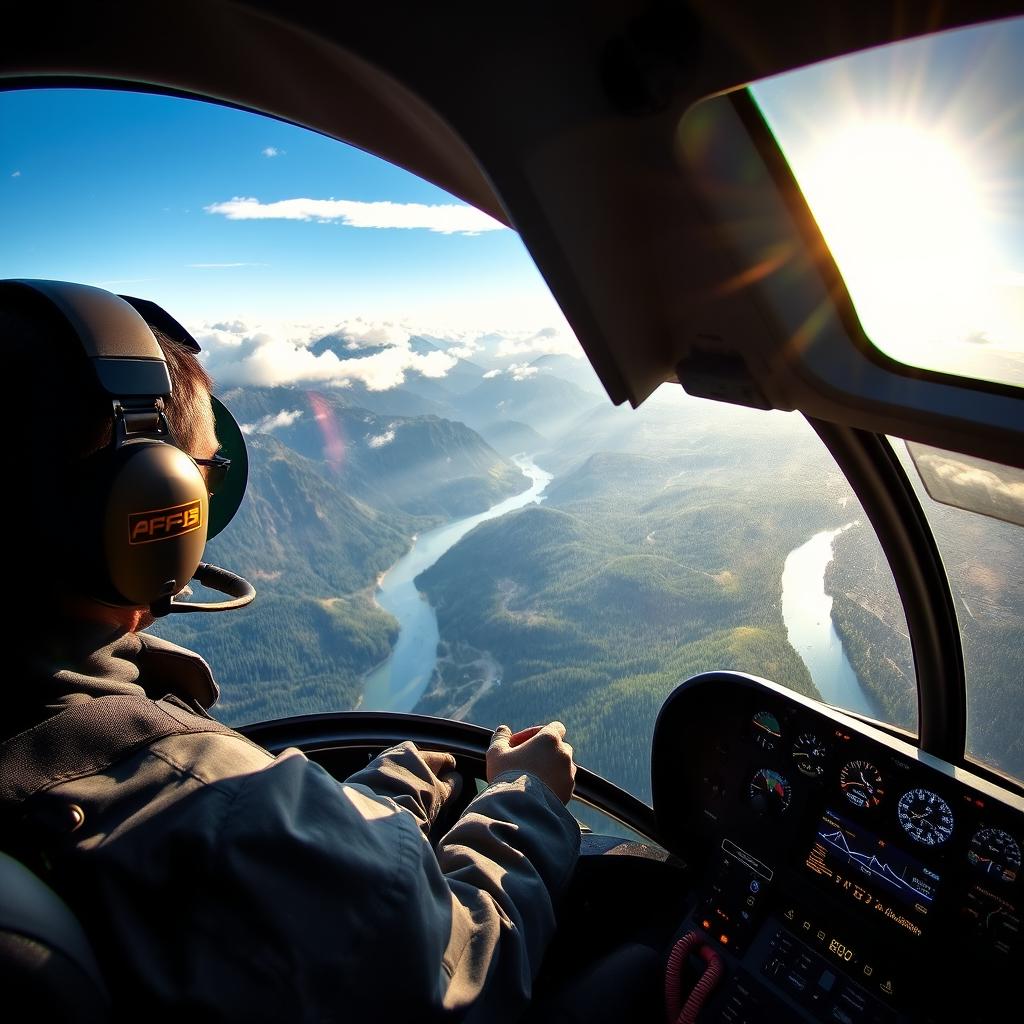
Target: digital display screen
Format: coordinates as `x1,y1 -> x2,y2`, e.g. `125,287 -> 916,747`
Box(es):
805,808 -> 942,939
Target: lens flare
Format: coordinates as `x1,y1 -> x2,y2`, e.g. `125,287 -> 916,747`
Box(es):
307,391 -> 345,472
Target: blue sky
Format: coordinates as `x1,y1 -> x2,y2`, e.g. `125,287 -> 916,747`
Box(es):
0,88 -> 567,335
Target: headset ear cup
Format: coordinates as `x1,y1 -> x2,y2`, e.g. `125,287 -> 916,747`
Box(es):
100,442 -> 209,606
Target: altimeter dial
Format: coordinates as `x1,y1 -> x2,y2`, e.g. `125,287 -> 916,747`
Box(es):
840,759 -> 884,809
897,788 -> 955,846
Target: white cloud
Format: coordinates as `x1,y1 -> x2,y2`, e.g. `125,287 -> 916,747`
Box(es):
205,196 -> 506,235
262,147 -> 281,158
367,429 -> 396,448
495,326 -> 579,358
509,363 -> 539,381
10,170 -> 20,178
482,363 -> 540,382
331,319 -> 410,349
240,408 -> 303,435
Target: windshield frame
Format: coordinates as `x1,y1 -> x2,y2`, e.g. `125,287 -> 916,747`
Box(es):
809,421 -> 975,762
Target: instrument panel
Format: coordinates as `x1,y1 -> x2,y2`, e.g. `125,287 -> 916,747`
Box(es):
651,672 -> 1024,1023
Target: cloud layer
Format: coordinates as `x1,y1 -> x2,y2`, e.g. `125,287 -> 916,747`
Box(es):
199,320 -> 458,391
194,317 -> 583,393
205,196 -> 506,235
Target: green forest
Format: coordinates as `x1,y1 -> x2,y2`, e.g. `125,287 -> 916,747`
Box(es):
414,406 -> 858,799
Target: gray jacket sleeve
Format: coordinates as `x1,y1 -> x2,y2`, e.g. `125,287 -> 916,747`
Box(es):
203,742 -> 580,1023
345,740 -> 457,837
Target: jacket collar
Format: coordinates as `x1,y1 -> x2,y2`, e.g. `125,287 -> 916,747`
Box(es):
19,621 -> 219,729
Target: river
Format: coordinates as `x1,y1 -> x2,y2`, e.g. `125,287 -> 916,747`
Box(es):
780,524 -> 879,717
360,456 -> 553,712
363,480 -> 876,716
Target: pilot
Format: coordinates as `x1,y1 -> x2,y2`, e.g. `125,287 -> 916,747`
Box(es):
0,282 -> 580,1022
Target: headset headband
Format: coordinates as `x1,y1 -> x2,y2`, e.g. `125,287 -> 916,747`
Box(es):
5,280 -> 173,399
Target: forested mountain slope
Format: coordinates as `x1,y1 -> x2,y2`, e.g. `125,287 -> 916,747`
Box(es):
415,408 -> 859,798
153,433 -> 407,721
222,385 -> 529,518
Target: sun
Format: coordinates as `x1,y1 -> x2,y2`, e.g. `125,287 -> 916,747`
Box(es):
794,117 -> 996,365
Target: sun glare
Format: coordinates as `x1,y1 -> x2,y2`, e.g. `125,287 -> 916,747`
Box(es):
752,21 -> 1024,389
797,119 -> 995,363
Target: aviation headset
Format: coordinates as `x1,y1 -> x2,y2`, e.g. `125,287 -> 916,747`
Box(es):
0,279 -> 254,616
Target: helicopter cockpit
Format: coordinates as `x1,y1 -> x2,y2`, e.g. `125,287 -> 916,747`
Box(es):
3,5 -> 1024,1023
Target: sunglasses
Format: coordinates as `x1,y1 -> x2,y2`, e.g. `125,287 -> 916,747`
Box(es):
194,453 -> 232,496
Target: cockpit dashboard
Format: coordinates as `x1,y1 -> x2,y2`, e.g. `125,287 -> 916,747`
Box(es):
650,672 -> 1024,1023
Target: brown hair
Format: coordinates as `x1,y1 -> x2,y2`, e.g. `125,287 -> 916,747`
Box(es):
151,326 -> 216,457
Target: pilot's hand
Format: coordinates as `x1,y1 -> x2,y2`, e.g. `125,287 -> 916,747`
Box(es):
419,749 -> 463,804
486,722 -> 576,804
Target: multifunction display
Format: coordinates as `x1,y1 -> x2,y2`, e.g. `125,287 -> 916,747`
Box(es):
805,808 -> 940,938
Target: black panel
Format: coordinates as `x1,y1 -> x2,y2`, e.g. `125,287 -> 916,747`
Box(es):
652,672 -> 1024,1023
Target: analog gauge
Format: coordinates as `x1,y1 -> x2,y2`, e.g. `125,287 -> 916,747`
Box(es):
968,828 -> 1021,883
791,732 -> 828,778
751,710 -> 782,751
897,788 -> 955,846
840,760 -> 885,809
749,768 -> 792,815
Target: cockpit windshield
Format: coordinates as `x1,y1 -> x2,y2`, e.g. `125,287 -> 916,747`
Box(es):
2,86 -> 927,802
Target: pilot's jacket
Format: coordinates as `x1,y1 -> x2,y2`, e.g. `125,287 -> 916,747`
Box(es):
11,623 -> 582,1022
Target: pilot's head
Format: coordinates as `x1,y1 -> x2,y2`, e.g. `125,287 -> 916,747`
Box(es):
0,287 -> 220,632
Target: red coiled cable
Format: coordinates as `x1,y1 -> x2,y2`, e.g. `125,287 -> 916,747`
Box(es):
664,930 -> 725,1024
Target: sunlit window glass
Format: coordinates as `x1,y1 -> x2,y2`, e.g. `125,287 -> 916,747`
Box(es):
752,17 -> 1024,389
